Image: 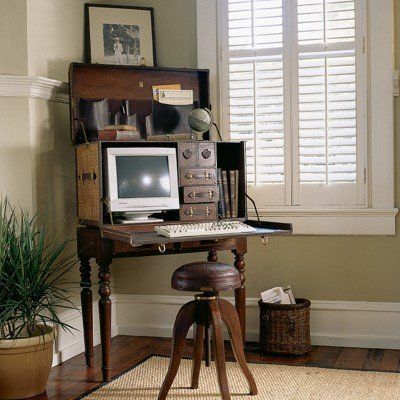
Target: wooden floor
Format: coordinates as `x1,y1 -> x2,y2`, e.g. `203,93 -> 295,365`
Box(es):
32,335 -> 400,400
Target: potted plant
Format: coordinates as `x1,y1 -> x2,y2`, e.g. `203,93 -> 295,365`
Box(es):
0,199 -> 77,399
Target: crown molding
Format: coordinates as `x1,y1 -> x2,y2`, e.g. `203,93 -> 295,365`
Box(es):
0,75 -> 69,103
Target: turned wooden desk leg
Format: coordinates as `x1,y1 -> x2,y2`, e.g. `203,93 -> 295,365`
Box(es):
98,262 -> 112,382
205,250 -> 217,367
80,256 -> 94,367
232,250 -> 246,345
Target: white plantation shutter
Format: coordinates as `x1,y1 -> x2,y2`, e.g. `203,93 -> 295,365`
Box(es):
221,0 -> 366,207
225,0 -> 286,204
295,0 -> 366,205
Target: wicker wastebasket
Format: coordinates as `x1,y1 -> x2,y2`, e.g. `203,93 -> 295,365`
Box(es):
258,298 -> 311,355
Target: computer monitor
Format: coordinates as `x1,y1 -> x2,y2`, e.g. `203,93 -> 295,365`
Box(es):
104,147 -> 179,223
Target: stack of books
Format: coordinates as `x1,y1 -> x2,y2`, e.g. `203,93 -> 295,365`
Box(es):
98,124 -> 141,141
217,169 -> 239,218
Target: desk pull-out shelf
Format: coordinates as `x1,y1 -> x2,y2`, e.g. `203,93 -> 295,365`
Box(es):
100,220 -> 292,248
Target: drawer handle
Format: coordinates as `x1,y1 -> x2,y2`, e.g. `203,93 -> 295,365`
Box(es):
184,206 -> 212,217
183,149 -> 192,159
185,172 -> 194,183
185,171 -> 212,183
188,189 -> 197,199
186,207 -> 194,217
187,189 -> 215,200
202,149 -> 212,159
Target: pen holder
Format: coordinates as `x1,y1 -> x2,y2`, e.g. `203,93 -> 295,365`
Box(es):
258,298 -> 311,355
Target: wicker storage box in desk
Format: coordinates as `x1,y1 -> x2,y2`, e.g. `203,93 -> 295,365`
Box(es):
258,298 -> 311,355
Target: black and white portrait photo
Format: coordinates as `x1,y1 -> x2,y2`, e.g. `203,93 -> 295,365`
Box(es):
86,4 -> 156,66
103,24 -> 141,65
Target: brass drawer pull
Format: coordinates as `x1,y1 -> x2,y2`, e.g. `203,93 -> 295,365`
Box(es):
187,189 -> 215,200
184,206 -> 211,217
184,171 -> 212,183
188,189 -> 197,199
185,207 -> 194,217
185,172 -> 194,183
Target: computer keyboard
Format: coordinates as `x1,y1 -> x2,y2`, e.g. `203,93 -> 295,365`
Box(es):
155,221 -> 256,238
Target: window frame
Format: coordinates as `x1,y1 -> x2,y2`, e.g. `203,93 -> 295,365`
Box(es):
196,0 -> 397,235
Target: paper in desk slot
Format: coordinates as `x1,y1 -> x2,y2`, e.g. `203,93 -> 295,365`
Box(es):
152,84 -> 181,101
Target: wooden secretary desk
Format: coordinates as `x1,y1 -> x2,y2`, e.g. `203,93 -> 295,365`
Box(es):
70,63 -> 292,382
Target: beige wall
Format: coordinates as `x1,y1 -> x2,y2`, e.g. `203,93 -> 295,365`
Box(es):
93,0 -> 197,69
0,0 -> 28,75
25,0 -> 196,82
0,97 -> 32,205
26,0 -> 86,81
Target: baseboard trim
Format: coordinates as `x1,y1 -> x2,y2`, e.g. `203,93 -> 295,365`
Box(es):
54,294 -> 400,366
116,294 -> 400,349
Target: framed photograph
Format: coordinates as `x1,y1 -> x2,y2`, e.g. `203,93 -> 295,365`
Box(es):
85,4 -> 157,66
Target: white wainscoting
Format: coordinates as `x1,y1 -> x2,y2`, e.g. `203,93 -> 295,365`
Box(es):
54,294 -> 400,366
116,295 -> 400,349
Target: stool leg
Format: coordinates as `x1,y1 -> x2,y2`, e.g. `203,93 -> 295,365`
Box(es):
209,299 -> 231,400
205,325 -> 212,367
191,324 -> 205,389
206,250 -> 217,367
158,301 -> 197,400
218,299 -> 258,395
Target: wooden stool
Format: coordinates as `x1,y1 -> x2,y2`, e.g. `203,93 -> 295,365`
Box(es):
158,262 -> 258,400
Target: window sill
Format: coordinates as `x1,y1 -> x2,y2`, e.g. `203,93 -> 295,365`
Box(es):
247,208 -> 398,235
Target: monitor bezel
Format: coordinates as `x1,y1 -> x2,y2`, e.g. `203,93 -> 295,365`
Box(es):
105,147 -> 179,213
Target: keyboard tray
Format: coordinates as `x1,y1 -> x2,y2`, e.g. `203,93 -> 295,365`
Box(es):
100,220 -> 292,247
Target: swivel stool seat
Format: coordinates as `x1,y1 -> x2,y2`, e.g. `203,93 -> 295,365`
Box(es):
158,261 -> 258,400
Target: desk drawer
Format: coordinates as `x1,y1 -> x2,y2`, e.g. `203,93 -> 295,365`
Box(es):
180,237 -> 236,249
180,168 -> 217,186
198,142 -> 216,166
182,186 -> 219,203
180,203 -> 217,221
178,142 -> 197,167
113,240 -> 176,254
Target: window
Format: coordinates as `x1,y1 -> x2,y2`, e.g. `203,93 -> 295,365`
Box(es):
197,0 -> 395,234
220,0 -> 367,207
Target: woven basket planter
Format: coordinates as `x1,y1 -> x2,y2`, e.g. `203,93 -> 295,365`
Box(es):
258,298 -> 311,355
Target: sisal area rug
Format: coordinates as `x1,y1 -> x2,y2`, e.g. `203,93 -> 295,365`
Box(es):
82,356 -> 400,399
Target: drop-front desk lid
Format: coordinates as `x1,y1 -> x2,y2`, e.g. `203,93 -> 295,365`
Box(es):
100,220 -> 292,247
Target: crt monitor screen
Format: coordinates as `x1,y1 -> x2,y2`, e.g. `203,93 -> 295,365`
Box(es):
115,156 -> 171,198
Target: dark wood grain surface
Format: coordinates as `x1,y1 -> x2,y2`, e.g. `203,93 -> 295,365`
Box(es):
28,336 -> 400,400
